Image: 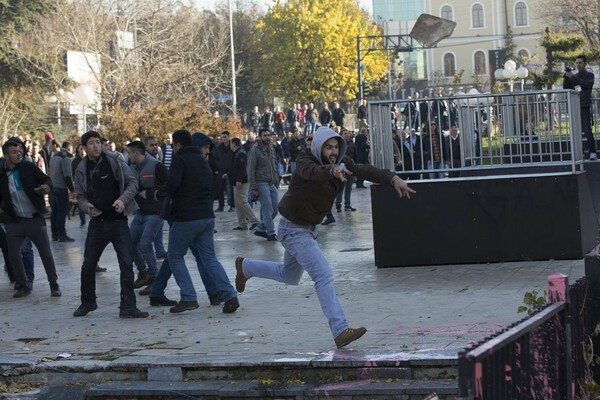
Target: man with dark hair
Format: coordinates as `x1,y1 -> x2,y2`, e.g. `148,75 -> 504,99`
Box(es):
229,137 -> 260,231
335,129 -> 357,212
214,131 -> 234,212
73,130 -> 148,318
247,128 -> 280,241
0,140 -> 61,298
49,140 -> 75,242
127,141 -> 168,293
563,54 -> 597,160
161,133 -> 174,169
332,102 -> 346,128
164,129 -> 240,314
235,127 -> 414,348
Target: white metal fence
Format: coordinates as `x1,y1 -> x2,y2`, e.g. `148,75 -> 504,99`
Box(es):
368,90 -> 592,178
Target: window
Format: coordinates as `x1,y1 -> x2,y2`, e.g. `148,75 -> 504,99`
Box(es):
474,51 -> 486,75
515,2 -> 528,26
441,5 -> 453,21
472,4 -> 484,28
444,53 -> 456,77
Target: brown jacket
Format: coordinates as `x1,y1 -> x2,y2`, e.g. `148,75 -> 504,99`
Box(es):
279,148 -> 396,226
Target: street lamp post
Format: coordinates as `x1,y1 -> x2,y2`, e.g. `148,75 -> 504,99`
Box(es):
73,84 -> 95,135
494,60 -> 529,92
228,0 -> 237,122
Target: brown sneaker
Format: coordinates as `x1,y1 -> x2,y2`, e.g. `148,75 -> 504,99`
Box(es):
235,257 -> 248,293
334,327 -> 367,348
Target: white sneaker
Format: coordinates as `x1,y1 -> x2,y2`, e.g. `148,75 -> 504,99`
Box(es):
590,153 -> 598,160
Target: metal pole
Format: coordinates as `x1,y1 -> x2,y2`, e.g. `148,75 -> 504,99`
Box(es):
387,56 -> 393,99
82,106 -> 87,134
229,0 -> 237,122
357,36 -> 363,102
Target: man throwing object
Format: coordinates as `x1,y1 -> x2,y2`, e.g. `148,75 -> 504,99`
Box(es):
235,127 -> 415,348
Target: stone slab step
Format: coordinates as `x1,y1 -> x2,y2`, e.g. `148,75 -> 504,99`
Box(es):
85,379 -> 458,399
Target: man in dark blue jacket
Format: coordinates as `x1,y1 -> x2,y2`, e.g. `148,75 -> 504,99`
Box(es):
165,130 -> 240,314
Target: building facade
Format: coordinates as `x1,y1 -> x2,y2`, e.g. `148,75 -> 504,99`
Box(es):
373,0 -> 544,93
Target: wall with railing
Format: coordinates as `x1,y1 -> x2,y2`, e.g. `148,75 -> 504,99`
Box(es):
457,248 -> 600,399
368,90 -> 594,178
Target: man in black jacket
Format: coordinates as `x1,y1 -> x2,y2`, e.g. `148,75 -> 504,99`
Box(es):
332,102 -> 346,128
164,130 -> 240,314
0,140 -> 61,298
229,138 -> 259,231
563,54 -> 597,160
335,129 -> 357,212
214,131 -> 234,212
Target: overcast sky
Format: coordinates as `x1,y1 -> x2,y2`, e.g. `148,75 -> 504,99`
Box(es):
197,0 -> 373,15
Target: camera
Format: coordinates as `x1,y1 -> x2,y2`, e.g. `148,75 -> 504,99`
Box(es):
565,66 -> 572,73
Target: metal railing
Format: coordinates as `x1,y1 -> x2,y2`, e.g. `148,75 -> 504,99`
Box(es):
368,90 -> 591,178
457,251 -> 600,399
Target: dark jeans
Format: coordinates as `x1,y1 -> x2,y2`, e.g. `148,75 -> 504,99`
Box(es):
50,188 -> 69,237
80,218 -> 136,309
78,205 -> 86,226
5,215 -> 57,288
582,107 -> 596,154
335,176 -> 355,208
217,176 -> 232,209
0,227 -> 34,282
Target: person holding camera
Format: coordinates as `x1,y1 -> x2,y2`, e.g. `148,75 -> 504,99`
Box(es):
563,54 -> 597,160
0,140 -> 61,298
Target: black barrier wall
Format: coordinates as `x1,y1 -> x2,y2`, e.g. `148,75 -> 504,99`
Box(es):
371,172 -> 598,267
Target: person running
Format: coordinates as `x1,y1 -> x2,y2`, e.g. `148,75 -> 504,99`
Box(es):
234,127 -> 415,348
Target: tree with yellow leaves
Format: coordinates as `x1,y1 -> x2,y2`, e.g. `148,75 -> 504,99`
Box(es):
248,0 -> 388,103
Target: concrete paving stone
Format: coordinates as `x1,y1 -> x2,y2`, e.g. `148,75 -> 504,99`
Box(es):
0,184 -> 589,383
38,385 -> 87,400
87,380 -> 227,397
147,366 -> 182,381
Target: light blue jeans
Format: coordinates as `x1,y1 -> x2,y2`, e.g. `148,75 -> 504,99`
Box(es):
242,217 -> 349,338
168,218 -> 237,302
255,183 -> 279,236
427,160 -> 445,179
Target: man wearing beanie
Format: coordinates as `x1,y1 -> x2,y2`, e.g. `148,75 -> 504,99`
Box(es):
162,129 -> 239,314
234,126 -> 415,348
149,131 -> 228,308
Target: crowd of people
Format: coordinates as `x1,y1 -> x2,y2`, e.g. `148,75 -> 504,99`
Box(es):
0,111 -> 415,348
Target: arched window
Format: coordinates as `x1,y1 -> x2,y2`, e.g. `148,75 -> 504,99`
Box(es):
444,53 -> 456,77
472,4 -> 484,28
441,5 -> 453,21
474,51 -> 486,75
515,2 -> 528,26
